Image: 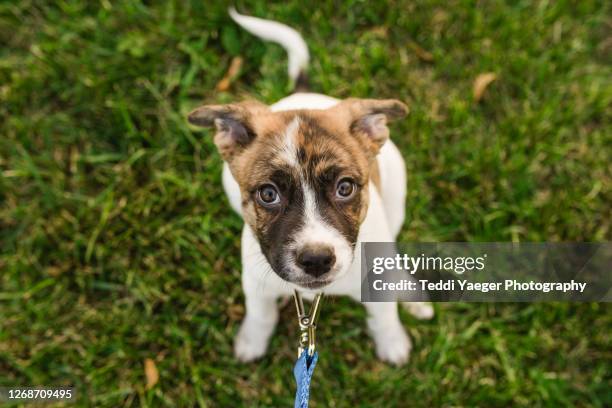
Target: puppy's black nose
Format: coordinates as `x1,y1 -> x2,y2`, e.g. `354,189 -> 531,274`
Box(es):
296,245 -> 336,277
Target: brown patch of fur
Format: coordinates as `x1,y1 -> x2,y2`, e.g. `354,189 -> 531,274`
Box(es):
231,109 -> 373,240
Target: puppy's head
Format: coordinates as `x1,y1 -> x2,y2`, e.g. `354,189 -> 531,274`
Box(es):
188,98 -> 407,289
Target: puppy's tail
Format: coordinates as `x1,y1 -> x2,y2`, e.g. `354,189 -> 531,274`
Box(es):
229,7 -> 310,92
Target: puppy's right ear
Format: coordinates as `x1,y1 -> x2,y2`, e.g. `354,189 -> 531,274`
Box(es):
188,101 -> 268,160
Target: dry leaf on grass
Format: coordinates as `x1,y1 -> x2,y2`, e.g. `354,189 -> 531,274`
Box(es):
216,56 -> 243,92
369,26 -> 388,38
144,358 -> 159,389
408,41 -> 434,62
473,72 -> 497,102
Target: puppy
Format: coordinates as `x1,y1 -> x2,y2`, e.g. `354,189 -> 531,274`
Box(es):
188,9 -> 433,366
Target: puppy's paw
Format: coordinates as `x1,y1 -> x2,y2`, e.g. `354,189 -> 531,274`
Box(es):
372,326 -> 412,366
234,322 -> 269,362
402,302 -> 435,320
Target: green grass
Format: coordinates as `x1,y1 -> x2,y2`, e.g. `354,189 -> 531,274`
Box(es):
1,0 -> 611,406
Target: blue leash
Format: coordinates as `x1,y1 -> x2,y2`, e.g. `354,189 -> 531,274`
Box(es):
292,291 -> 323,408
294,350 -> 318,408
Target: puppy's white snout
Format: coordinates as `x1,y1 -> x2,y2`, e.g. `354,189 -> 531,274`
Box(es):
296,244 -> 336,277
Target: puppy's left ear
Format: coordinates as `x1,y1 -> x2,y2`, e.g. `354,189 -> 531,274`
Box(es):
337,98 -> 408,154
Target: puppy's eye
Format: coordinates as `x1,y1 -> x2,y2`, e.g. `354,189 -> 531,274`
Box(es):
335,178 -> 356,199
257,184 -> 281,206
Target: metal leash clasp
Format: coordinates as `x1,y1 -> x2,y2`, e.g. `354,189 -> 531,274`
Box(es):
293,290 -> 323,358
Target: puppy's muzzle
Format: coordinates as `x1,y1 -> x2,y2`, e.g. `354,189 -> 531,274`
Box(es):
296,244 -> 336,277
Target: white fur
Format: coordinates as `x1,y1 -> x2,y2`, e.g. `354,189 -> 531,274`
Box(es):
287,180 -> 353,281
378,140 -> 407,239
278,117 -> 300,167
270,93 -> 339,111
229,8 -> 309,82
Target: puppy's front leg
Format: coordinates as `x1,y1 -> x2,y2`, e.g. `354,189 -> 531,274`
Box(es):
234,226 -> 281,362
364,302 -> 411,366
234,291 -> 278,362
